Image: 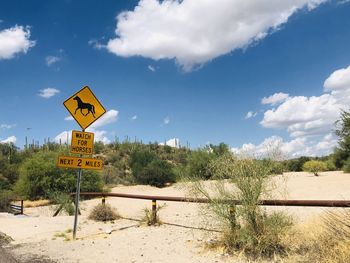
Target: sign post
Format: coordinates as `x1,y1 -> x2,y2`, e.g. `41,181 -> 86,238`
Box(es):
58,86 -> 106,240
73,165 -> 82,239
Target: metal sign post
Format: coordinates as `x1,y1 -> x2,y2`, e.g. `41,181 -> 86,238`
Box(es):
73,167 -> 82,239
58,86 -> 106,240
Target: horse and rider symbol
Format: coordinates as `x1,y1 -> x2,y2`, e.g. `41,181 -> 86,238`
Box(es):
73,96 -> 96,118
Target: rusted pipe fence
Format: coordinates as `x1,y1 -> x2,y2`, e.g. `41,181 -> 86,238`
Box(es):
51,192 -> 350,223
75,192 -> 350,207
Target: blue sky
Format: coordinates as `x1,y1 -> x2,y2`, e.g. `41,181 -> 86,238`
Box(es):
1,0 -> 350,157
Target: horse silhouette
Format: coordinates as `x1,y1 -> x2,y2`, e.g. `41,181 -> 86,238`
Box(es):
73,96 -> 96,118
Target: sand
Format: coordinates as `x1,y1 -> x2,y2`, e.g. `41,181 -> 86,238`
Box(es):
1,171 -> 349,262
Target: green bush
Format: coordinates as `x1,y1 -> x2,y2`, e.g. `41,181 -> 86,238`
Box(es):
49,192 -> 74,215
342,157 -> 350,173
15,151 -> 103,200
283,156 -> 311,172
88,203 -> 119,221
325,159 -> 337,171
302,160 -> 327,176
185,149 -> 214,179
0,190 -> 13,212
191,154 -> 293,260
129,149 -> 175,187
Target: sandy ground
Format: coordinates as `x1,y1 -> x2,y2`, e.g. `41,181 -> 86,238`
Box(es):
1,171 -> 349,263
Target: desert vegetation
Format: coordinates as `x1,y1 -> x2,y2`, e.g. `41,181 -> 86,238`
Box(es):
187,153 -> 293,260
88,203 -> 119,222
1,113 -> 347,207
1,110 -> 350,262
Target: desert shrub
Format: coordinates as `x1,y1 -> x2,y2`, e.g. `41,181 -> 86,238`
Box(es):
141,204 -> 165,226
185,149 -> 214,179
290,210 -> 350,263
342,157 -> 350,173
0,232 -> 13,246
0,190 -> 14,212
262,159 -> 284,175
190,153 -> 293,260
283,156 -> 311,172
88,203 -> 119,221
325,158 -> 337,171
333,110 -> 350,169
302,160 -> 327,176
15,151 -> 103,200
129,149 -> 175,187
49,192 -> 74,215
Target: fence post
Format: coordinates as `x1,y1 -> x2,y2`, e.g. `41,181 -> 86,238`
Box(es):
20,200 -> 24,215
151,199 -> 157,225
228,205 -> 237,230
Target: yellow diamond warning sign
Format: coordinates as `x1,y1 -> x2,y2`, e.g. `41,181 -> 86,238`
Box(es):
57,156 -> 103,170
63,86 -> 106,130
71,130 -> 94,155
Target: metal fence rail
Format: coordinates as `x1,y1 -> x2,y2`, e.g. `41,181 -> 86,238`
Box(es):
56,192 -> 350,224
74,192 -> 350,207
52,192 -> 350,222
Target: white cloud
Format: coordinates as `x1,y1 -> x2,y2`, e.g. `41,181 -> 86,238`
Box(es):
0,136 -> 17,144
261,94 -> 340,137
88,109 -> 119,144
54,131 -> 72,145
232,133 -> 337,159
38,87 -> 60,98
88,39 -> 105,50
0,124 -> 15,129
89,109 -> 119,129
324,65 -> 350,92
261,65 -> 350,138
163,116 -> 170,125
245,111 -> 257,119
64,116 -> 74,121
148,65 -> 155,72
45,55 -> 61,66
159,138 -> 180,148
0,25 -> 35,60
89,129 -> 111,144
255,65 -> 350,157
106,0 -> 326,70
261,92 -> 289,105
131,115 -> 137,121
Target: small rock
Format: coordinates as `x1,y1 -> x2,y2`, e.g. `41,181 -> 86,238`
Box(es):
105,229 -> 112,234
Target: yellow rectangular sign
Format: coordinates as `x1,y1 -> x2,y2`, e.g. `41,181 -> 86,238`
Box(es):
57,156 -> 103,170
63,86 -> 106,130
71,130 -> 94,155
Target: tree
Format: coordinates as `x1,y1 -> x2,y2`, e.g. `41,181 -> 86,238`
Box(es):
129,149 -> 175,187
333,110 -> 350,170
185,149 -> 214,179
209,143 -> 230,156
15,151 -> 103,200
283,156 -> 311,172
302,160 -> 327,176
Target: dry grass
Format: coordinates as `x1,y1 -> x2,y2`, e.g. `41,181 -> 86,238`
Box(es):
141,204 -> 165,226
282,210 -> 350,263
23,199 -> 51,208
88,204 -> 120,222
0,232 -> 13,246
